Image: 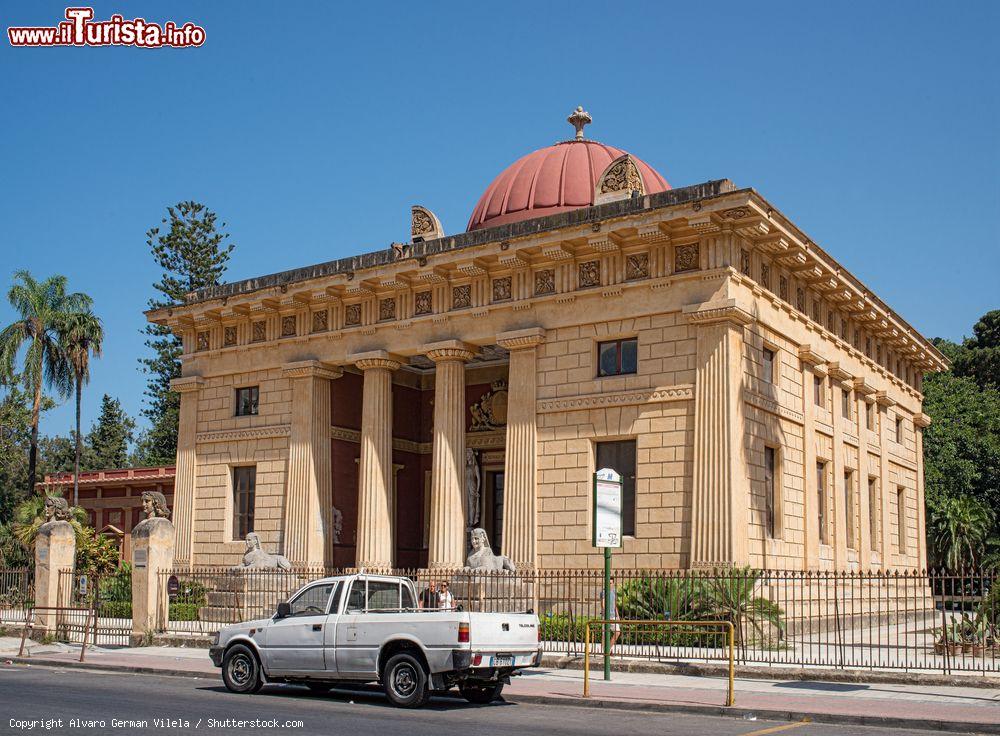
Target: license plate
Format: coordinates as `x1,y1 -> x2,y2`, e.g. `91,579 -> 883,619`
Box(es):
491,654 -> 514,667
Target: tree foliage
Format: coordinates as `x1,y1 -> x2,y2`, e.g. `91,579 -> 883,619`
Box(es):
86,394 -> 135,470
136,202 -> 233,465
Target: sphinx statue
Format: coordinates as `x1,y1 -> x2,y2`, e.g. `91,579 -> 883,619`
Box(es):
241,532 -> 292,570
465,528 -> 515,572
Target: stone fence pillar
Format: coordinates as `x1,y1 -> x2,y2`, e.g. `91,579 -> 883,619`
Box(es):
131,517 -> 175,645
34,520 -> 76,632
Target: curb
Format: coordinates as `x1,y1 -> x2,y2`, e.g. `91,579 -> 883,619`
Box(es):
540,653 -> 1000,690
5,656 -> 998,734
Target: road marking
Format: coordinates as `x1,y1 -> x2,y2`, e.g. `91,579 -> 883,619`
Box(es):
740,719 -> 811,736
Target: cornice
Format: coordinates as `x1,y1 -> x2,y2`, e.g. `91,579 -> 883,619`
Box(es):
496,327 -> 546,350
682,298 -> 754,327
797,344 -> 827,368
196,424 -> 291,445
852,377 -> 876,396
170,376 -> 205,394
743,389 -> 805,425
537,384 -> 693,414
281,359 -> 343,380
913,412 -> 932,428
875,391 -> 897,408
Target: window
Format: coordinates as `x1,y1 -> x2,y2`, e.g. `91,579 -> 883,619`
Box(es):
895,416 -> 904,444
346,580 -> 366,612
597,338 -> 638,377
842,389 -> 852,420
817,462 -> 828,544
764,446 -> 781,538
235,386 -> 259,416
865,402 -> 874,431
844,471 -> 855,550
366,580 -> 403,611
762,348 -> 776,385
288,583 -> 335,617
232,466 -> 256,540
868,478 -> 879,552
813,376 -> 824,407
897,486 -> 907,553
596,440 -> 636,536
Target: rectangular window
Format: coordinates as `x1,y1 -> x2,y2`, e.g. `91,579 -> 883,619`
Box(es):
232,466 -> 256,540
817,462 -> 828,544
868,477 -> 879,552
865,402 -> 874,431
596,440 -> 636,536
814,376 -> 824,407
897,486 -> 907,553
895,416 -> 903,444
764,446 -> 780,538
842,389 -> 852,420
844,470 -> 855,550
762,348 -> 775,385
235,386 -> 259,417
597,338 -> 638,377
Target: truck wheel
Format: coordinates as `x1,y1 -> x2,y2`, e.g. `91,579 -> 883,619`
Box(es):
382,653 -> 430,708
222,645 -> 263,694
459,681 -> 504,704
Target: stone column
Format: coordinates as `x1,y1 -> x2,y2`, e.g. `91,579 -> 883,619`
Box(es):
876,392 -> 896,567
914,412 -> 931,570
34,520 -> 75,632
352,351 -> 402,569
684,300 -> 754,568
169,376 -> 204,568
828,364 -> 853,569
856,382 -> 873,569
497,328 -> 545,570
426,340 -> 476,569
282,360 -> 342,567
798,347 -> 826,570
130,516 -> 175,645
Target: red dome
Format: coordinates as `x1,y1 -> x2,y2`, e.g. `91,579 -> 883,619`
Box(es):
467,139 -> 670,231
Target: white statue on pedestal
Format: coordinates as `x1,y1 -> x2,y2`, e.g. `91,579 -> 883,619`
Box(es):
465,448 -> 480,531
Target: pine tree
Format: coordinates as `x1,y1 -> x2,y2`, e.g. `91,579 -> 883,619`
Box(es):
86,394 -> 135,470
135,202 -> 234,465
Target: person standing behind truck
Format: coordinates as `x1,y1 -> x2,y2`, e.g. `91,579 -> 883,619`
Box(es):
419,581 -> 438,609
438,581 -> 455,610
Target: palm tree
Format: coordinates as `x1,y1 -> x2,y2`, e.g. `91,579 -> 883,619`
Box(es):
62,310 -> 104,506
930,495 -> 993,571
0,271 -> 92,494
689,568 -> 785,648
10,491 -> 88,551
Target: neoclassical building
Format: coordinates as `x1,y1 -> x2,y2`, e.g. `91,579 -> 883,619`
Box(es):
148,109 -> 946,572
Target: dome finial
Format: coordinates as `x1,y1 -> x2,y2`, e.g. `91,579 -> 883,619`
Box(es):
567,105 -> 592,140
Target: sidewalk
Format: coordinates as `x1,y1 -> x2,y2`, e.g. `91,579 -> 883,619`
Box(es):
3,638 -> 998,733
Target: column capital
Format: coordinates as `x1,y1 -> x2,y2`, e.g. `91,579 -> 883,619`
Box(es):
496,327 -> 546,350
913,412 -> 931,428
281,359 -> 343,380
424,339 -> 476,363
875,391 -> 897,408
682,298 -> 754,326
170,375 -> 205,393
351,350 -> 403,371
797,344 -> 827,368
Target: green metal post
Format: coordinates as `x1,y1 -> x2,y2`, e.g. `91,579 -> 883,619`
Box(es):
603,546 -> 611,681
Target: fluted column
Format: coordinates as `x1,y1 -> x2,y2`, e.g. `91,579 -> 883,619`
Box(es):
169,375 -> 203,569
914,412 -> 931,570
353,351 -> 402,569
497,328 -> 545,570
684,300 -> 753,568
876,392 -> 896,566
426,340 -> 476,569
282,360 -> 341,567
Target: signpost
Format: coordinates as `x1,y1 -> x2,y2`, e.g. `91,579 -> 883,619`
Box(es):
592,467 -> 622,681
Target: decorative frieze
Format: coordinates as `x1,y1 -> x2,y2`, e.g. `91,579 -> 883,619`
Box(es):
311,309 -> 328,333
674,243 -> 700,272
344,304 -> 361,326
537,384 -> 693,413
251,320 -> 266,342
625,253 -> 649,281
196,424 -> 291,445
196,331 -> 209,351
223,326 -> 237,347
578,260 -> 600,288
452,285 -> 472,310
281,315 -> 297,337
492,276 -> 512,302
379,297 -> 396,321
534,269 -> 555,295
743,389 -> 805,425
414,290 -> 432,315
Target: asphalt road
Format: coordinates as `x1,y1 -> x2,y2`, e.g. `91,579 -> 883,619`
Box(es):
0,666 -> 955,736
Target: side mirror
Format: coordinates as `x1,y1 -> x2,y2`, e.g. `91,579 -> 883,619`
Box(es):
276,601 -> 291,619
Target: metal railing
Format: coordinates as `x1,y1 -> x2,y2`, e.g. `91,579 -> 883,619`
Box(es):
584,619 -> 735,705
0,567 -> 34,628
149,565 -> 998,676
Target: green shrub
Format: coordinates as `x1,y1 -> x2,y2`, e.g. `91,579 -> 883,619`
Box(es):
99,600 -> 132,618
169,603 -> 200,621
173,579 -> 208,607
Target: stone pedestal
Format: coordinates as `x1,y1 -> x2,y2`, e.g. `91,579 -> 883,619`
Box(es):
131,517 -> 175,645
34,520 -> 76,632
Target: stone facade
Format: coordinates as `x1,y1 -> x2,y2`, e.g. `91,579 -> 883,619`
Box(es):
148,179 -> 945,571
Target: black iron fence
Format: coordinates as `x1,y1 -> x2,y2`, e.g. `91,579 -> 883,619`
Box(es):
56,568 -> 132,646
0,567 -> 33,628
153,566 -> 999,675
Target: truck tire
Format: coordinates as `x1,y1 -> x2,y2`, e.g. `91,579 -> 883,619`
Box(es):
459,681 -> 504,704
222,644 -> 264,694
382,652 -> 430,708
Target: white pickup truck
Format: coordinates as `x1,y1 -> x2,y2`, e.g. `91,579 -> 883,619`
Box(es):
209,573 -> 541,707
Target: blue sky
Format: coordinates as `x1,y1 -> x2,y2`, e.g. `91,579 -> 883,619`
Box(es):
1,1 -> 997,440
